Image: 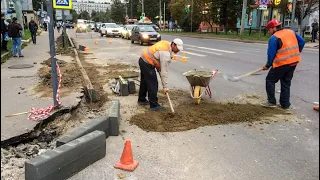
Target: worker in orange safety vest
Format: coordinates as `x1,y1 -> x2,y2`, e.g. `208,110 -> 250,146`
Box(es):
261,20 -> 305,110
138,39 -> 183,111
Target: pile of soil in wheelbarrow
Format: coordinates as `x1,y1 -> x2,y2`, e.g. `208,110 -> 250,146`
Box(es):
130,102 -> 286,132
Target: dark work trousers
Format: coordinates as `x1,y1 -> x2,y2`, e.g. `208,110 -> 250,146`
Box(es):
266,64 -> 297,108
311,30 -> 317,42
1,32 -> 8,50
30,31 -> 36,44
138,58 -> 160,108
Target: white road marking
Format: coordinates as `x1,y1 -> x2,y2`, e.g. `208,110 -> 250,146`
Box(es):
197,47 -> 236,54
184,44 -> 236,54
181,51 -> 206,57
186,48 -> 222,55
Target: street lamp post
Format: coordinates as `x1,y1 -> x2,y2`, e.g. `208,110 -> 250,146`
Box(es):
190,0 -> 193,32
142,0 -> 144,15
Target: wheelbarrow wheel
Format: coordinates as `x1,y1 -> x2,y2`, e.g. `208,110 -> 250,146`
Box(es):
194,86 -> 201,105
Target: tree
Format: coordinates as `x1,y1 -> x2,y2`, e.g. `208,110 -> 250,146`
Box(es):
111,0 -> 126,23
78,11 -> 90,20
91,10 -> 97,19
32,0 -> 47,11
71,9 -> 78,23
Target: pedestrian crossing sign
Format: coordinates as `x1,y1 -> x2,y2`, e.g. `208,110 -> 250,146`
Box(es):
53,0 -> 72,9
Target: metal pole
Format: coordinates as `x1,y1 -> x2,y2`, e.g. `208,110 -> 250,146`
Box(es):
164,2 -> 165,30
259,10 -> 262,37
159,0 -> 162,30
191,0 -> 193,32
131,0 -> 133,19
240,0 -> 248,35
62,10 -> 67,48
142,0 -> 144,15
291,0 -> 296,28
47,0 -> 59,107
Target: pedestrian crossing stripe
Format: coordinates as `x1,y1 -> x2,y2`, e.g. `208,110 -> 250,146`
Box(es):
53,0 -> 72,9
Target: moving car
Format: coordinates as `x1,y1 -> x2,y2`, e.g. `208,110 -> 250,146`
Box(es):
100,23 -> 122,37
121,25 -> 136,39
131,25 -> 161,45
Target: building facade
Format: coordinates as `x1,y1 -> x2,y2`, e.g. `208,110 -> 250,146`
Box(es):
72,0 -> 111,14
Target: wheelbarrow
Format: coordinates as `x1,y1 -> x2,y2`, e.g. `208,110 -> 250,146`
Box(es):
183,69 -> 219,104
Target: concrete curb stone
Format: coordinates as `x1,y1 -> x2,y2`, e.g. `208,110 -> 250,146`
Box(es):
56,116 -> 109,147
25,131 -> 106,180
108,100 -> 120,136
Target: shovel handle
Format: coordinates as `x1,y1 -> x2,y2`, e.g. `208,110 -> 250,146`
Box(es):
235,68 -> 263,80
166,93 -> 175,113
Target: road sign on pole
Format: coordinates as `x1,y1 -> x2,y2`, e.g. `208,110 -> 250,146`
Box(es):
53,0 -> 72,9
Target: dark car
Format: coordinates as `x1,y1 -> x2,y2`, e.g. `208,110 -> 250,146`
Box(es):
65,22 -> 74,29
130,25 -> 161,45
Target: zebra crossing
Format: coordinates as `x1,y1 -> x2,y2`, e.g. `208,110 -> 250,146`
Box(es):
180,44 -> 237,57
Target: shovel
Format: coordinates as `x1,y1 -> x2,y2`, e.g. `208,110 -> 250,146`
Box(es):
166,92 -> 175,113
223,68 -> 263,82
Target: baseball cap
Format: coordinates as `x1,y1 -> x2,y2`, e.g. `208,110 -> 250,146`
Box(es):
173,38 -> 183,51
266,20 -> 282,29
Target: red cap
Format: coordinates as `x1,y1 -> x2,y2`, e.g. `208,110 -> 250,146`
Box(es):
266,20 -> 282,29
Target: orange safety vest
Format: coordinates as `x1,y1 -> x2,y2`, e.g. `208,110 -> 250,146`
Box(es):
141,40 -> 171,70
272,29 -> 301,68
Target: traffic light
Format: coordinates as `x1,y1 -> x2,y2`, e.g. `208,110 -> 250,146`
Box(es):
185,5 -> 190,14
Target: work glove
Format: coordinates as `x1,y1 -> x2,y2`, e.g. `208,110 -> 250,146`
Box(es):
162,88 -> 169,95
262,66 -> 270,71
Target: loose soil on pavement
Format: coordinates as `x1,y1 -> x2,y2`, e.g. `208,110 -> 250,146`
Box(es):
130,91 -> 288,132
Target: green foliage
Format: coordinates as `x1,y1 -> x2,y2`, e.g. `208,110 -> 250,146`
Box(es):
78,11 -> 90,20
111,0 -> 126,23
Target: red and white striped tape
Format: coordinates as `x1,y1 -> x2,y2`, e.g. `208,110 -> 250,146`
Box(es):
27,60 -> 62,121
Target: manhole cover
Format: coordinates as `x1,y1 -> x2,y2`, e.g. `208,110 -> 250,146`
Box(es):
8,64 -> 34,69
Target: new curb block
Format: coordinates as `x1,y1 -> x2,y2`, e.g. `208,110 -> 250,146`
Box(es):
25,131 -> 106,180
109,100 -> 120,136
56,116 -> 109,147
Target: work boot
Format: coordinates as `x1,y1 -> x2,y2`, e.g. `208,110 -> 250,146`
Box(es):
151,106 -> 165,111
260,102 -> 277,108
138,100 -> 149,106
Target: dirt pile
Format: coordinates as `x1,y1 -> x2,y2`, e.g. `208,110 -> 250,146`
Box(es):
130,100 -> 286,132
55,34 -> 73,56
38,60 -> 82,88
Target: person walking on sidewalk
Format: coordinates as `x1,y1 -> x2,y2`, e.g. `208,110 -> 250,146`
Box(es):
138,39 -> 184,111
1,12 -> 9,51
311,19 -> 318,43
28,17 -> 38,44
8,17 -> 24,57
261,20 -> 305,110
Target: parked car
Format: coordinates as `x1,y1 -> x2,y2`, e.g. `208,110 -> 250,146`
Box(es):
131,25 -> 161,45
121,25 -> 136,39
65,21 -> 74,29
100,23 -> 122,37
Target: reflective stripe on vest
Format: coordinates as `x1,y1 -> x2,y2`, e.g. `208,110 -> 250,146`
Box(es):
273,29 -> 300,68
141,41 -> 170,70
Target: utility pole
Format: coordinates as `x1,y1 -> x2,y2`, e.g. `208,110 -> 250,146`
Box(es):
240,0 -> 248,35
164,2 -> 166,30
159,0 -> 162,30
47,0 -> 59,107
131,0 -> 133,19
142,0 -> 144,15
62,10 -> 67,48
291,0 -> 296,28
190,0 -> 193,32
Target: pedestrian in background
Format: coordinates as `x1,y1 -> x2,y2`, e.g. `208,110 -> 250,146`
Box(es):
1,12 -> 9,51
8,17 -> 24,57
311,19 -> 318,42
29,17 -> 38,44
261,20 -> 305,110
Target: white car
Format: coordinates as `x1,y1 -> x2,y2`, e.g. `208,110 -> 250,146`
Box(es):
100,23 -> 122,37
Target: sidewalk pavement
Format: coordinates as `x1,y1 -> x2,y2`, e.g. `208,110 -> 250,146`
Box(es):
1,30 -> 82,142
304,41 -> 319,49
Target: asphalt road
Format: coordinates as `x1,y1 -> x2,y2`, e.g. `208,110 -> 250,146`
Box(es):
69,31 -> 319,180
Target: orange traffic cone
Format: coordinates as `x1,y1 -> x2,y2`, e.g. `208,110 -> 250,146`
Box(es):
314,105 -> 319,111
180,54 -> 187,62
114,140 -> 139,172
84,47 -> 89,52
94,40 -> 98,45
172,54 -> 177,60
